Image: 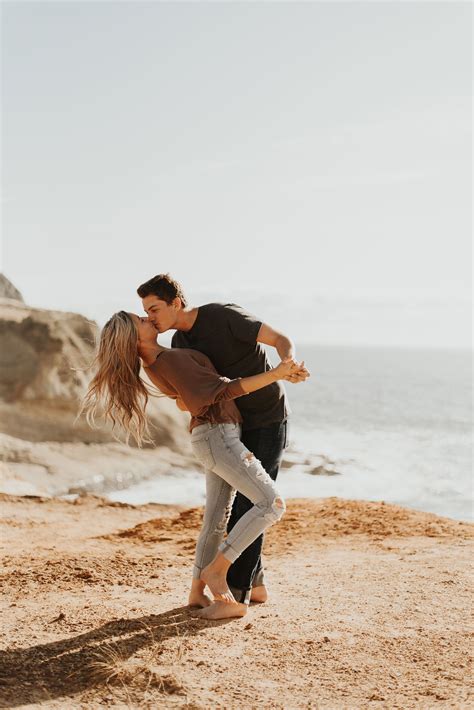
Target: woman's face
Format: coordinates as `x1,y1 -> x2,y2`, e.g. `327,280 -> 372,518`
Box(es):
129,313 -> 158,343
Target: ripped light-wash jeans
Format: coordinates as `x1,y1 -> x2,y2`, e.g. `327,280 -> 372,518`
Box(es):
190,422 -> 285,587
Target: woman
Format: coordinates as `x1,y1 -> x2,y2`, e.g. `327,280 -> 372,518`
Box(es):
82,311 -> 305,620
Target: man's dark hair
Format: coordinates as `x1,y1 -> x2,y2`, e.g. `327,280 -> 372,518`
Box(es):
137,273 -> 188,308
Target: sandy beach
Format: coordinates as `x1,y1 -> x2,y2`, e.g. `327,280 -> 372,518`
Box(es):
1,493 -> 472,709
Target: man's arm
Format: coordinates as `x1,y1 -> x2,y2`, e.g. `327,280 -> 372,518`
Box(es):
257,323 -> 295,360
257,323 -> 310,383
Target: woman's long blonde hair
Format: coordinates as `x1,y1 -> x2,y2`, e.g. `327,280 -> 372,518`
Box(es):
81,311 -> 151,445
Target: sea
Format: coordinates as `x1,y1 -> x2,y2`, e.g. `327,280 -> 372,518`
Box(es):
108,345 -> 473,522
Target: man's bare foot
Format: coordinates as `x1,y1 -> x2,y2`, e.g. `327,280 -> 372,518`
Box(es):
201,565 -> 235,603
188,590 -> 213,608
195,600 -> 248,620
250,585 -> 268,603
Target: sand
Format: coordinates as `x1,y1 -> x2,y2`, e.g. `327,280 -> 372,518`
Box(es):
0,494 -> 472,709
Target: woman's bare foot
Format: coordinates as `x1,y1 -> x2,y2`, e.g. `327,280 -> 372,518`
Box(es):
196,600 -> 248,620
201,564 -> 235,603
188,590 -> 213,608
250,585 -> 268,603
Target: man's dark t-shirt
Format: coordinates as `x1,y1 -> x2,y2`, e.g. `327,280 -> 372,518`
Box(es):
171,303 -> 289,431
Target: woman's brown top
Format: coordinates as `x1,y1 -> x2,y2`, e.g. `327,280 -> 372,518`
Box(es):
144,348 -> 247,432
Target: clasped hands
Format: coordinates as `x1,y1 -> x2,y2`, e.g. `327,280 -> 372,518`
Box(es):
276,357 -> 311,384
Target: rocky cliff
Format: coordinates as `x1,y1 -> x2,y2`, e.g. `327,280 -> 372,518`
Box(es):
0,273 -> 24,302
0,277 -> 193,495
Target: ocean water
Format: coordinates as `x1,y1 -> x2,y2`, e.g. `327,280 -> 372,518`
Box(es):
108,345 -> 473,522
286,344 -> 473,522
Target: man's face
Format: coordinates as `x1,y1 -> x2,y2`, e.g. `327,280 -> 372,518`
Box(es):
142,295 -> 179,333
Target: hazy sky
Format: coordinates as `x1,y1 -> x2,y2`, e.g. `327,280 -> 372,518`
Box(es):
2,1 -> 472,348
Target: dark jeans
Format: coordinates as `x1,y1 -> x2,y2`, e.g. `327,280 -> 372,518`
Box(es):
226,419 -> 288,603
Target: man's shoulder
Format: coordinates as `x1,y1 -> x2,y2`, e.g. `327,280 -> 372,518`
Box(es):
171,302 -> 253,348
200,302 -> 243,313
193,302 -> 246,324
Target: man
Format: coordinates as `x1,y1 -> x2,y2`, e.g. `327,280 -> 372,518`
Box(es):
138,273 -> 309,606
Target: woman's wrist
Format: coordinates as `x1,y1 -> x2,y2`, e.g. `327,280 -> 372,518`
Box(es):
271,369 -> 281,383
240,369 -> 279,394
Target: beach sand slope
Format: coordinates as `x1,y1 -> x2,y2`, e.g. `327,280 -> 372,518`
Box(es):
0,495 -> 472,709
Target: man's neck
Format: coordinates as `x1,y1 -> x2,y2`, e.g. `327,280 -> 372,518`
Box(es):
174,306 -> 199,332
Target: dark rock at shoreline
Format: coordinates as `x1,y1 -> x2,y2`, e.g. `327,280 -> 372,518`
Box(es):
310,465 -> 341,476
281,450 -> 342,476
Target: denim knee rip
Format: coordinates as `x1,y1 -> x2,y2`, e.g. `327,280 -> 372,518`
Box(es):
238,451 -> 285,522
253,494 -> 286,524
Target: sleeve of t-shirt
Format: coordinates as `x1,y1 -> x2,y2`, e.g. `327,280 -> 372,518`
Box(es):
158,353 -> 247,415
225,304 -> 262,344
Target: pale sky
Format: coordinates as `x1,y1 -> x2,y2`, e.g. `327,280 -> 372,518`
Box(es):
2,1 -> 472,348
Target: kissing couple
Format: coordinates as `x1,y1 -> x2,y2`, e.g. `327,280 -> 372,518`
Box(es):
82,273 -> 310,620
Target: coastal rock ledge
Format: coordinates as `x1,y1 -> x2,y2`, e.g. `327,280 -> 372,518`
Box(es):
0,276 -> 193,495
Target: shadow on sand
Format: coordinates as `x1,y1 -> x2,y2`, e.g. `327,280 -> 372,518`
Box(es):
0,605 -> 224,707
